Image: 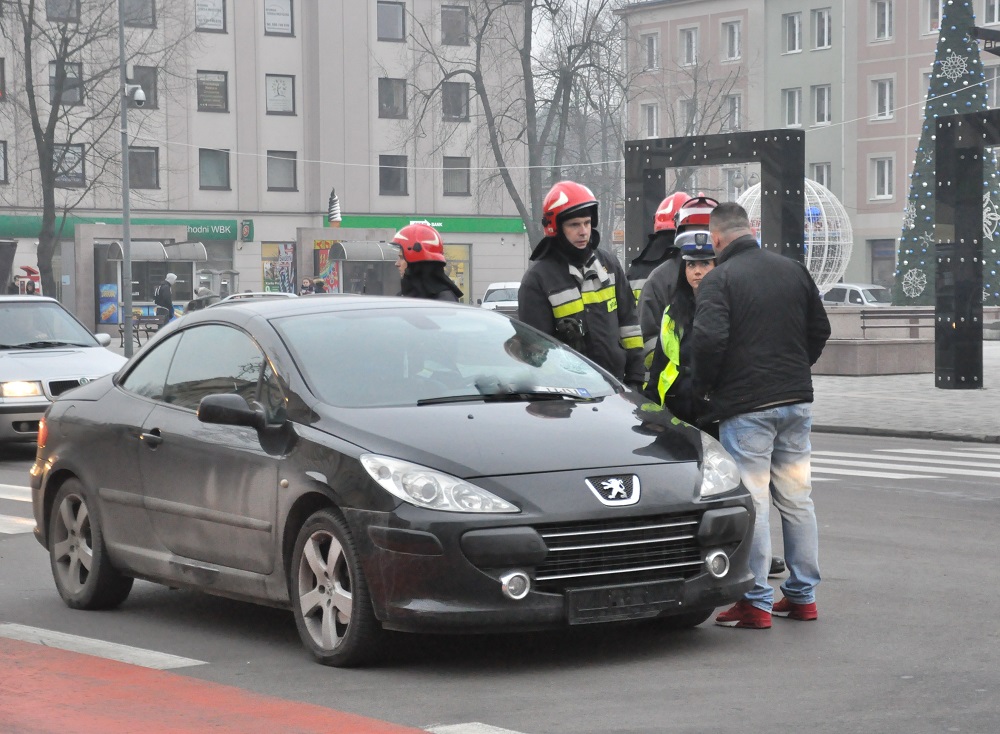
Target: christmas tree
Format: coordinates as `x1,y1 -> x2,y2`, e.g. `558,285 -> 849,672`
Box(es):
895,0 -> 1000,306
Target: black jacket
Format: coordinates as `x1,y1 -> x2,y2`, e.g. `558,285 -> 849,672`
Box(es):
691,236 -> 831,423
153,280 -> 173,316
518,246 -> 644,384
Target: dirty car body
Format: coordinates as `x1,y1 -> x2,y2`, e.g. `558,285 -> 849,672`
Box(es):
31,296 -> 753,666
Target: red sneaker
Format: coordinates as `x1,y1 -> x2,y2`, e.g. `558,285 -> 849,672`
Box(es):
772,597 -> 818,621
714,600 -> 771,629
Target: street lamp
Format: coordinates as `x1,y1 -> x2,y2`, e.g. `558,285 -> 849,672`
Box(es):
117,0 -> 143,358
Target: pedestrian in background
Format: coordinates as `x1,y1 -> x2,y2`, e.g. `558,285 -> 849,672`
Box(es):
391,223 -> 463,301
312,279 -> 327,294
300,278 -> 314,295
153,273 -> 177,327
24,280 -> 37,295
185,287 -> 218,313
692,202 -> 830,630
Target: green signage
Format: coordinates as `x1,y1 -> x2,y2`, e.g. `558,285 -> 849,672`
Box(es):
336,214 -> 526,234
0,215 -> 239,241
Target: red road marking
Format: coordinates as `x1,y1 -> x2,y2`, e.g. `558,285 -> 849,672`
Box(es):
0,637 -> 424,734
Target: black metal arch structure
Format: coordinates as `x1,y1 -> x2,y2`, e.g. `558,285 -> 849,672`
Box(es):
934,110 -> 993,389
624,129 -> 806,264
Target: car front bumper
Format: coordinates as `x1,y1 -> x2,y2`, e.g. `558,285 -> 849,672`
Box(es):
0,401 -> 47,442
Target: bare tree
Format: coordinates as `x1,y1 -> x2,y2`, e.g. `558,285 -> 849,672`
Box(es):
0,0 -> 193,295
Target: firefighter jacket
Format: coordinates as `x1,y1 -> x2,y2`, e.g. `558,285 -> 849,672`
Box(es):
627,231 -> 678,301
518,247 -> 644,384
691,236 -> 831,423
637,256 -> 681,369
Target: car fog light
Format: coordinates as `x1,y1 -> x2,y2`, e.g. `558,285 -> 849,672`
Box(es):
500,570 -> 531,600
705,550 -> 730,579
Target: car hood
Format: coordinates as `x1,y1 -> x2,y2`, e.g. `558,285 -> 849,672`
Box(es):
314,392 -> 702,478
0,346 -> 127,381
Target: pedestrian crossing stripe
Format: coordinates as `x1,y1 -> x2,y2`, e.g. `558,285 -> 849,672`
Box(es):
0,515 -> 34,534
812,453 -> 1000,478
810,466 -> 939,480
0,483 -> 31,502
876,448 -> 1000,460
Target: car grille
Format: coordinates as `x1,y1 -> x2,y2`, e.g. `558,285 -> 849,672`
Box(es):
48,379 -> 86,397
533,513 -> 703,592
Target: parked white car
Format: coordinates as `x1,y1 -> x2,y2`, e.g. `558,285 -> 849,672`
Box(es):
478,281 -> 520,316
822,284 -> 893,307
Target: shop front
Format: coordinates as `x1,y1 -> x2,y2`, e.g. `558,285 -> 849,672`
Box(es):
103,240 -> 209,323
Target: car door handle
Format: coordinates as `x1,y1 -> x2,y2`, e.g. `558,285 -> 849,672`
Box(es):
140,428 -> 163,448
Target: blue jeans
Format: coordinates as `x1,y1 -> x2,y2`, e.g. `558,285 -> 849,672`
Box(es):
720,403 -> 820,611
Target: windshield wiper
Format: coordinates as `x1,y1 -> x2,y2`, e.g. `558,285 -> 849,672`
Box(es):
417,385 -> 596,406
7,340 -> 90,349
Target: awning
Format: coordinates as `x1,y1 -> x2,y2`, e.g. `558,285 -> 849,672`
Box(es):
107,240 -> 208,262
326,241 -> 397,261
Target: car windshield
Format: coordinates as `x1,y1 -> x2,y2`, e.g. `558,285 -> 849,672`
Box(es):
0,301 -> 98,348
483,288 -> 518,303
273,306 -> 615,408
863,288 -> 892,304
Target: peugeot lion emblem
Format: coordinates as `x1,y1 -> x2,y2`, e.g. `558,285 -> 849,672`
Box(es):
585,474 -> 640,506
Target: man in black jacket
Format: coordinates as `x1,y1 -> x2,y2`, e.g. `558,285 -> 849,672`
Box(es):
692,202 -> 830,630
153,272 -> 177,327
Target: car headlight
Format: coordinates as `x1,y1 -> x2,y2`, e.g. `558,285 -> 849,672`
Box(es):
0,380 -> 44,398
360,454 -> 519,513
699,432 -> 741,498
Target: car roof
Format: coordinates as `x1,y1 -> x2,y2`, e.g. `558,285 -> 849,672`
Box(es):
188,293 -> 476,321
0,295 -> 61,304
484,282 -> 521,290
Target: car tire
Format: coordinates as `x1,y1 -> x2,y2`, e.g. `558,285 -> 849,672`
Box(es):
656,608 -> 713,630
49,479 -> 133,610
290,508 -> 383,667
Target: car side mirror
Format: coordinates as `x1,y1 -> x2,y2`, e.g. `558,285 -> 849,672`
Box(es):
198,393 -> 266,431
95,333 -> 112,347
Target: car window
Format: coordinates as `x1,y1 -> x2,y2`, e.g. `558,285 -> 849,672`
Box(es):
120,333 -> 181,401
848,290 -> 864,304
863,288 -> 892,304
162,325 -> 268,412
274,307 -> 615,408
0,301 -> 98,347
823,288 -> 846,303
483,288 -> 518,303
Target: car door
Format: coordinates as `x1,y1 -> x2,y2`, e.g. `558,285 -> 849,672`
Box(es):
137,323 -> 281,575
823,287 -> 847,305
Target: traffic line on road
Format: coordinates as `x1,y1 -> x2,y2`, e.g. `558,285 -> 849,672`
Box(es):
428,725 -> 530,734
0,635 -> 425,734
812,456 -> 1000,479
0,515 -> 35,534
876,448 -> 1000,460
809,466 -> 940,480
0,623 -> 206,670
0,482 -> 31,502
814,450 -> 1000,471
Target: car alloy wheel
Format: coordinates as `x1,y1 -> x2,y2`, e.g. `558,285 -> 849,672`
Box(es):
290,509 -> 382,667
49,479 -> 133,610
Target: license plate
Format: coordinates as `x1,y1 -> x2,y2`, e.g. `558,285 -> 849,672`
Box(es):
566,580 -> 682,624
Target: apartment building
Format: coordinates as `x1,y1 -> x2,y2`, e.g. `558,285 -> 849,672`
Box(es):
0,0 -> 529,329
621,0 -> 988,288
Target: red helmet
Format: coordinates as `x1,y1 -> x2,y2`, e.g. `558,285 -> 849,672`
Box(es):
653,192 -> 691,233
675,195 -> 720,231
541,181 -> 598,237
391,222 -> 446,263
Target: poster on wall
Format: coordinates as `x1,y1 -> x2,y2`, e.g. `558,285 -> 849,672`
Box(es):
314,240 -> 342,293
263,0 -> 292,34
99,283 -> 119,324
261,242 -> 296,293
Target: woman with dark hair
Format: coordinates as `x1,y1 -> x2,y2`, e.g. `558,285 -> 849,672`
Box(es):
391,223 -> 463,301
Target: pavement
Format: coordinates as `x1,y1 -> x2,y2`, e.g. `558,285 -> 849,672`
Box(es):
107,336 -> 1000,444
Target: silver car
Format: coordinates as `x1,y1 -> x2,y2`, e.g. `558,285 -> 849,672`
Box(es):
0,295 -> 126,443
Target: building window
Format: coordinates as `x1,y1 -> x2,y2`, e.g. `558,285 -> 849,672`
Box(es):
379,154 -> 408,195
0,141 -> 8,184
927,0 -> 942,33
723,94 -> 741,131
195,0 -> 226,32
442,81 -> 469,121
783,88 -> 802,127
989,0 -> 1000,24
378,78 -> 407,119
985,66 -> 1000,106
266,150 -> 297,191
783,13 -> 802,53
53,143 -> 85,187
814,84 -> 832,124
873,0 -> 893,39
263,0 -> 293,36
265,74 -> 295,114
680,98 -> 697,134
130,66 -> 157,108
722,21 -> 741,61
46,0 -> 79,22
812,162 -> 831,188
640,32 -> 659,69
681,27 -> 698,66
124,0 -> 155,28
873,156 -> 893,198
443,156 -> 471,196
128,146 -> 159,189
873,78 -> 894,119
813,8 -> 832,49
49,61 -> 83,106
199,148 -> 230,190
377,1 -> 405,41
442,5 -> 469,45
197,70 -> 228,112
640,102 -> 658,137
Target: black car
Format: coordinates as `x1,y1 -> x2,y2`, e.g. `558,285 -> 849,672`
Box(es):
31,296 -> 753,666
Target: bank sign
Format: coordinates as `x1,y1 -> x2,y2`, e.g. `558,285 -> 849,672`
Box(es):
0,215 -> 239,241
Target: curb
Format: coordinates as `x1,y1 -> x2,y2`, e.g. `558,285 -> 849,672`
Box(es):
813,424 -> 1000,444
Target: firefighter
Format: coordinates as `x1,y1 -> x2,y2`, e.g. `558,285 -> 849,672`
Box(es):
627,191 -> 689,303
517,180 -> 644,388
391,222 -> 463,301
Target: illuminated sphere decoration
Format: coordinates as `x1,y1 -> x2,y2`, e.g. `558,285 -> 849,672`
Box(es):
737,178 -> 853,293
